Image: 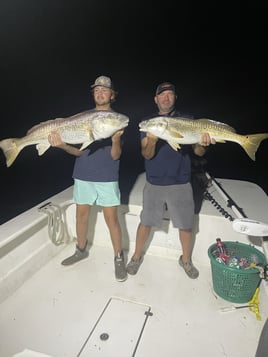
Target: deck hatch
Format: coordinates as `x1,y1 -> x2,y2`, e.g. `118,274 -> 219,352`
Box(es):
77,297 -> 152,356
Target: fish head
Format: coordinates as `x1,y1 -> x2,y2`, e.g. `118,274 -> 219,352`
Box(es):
92,112 -> 129,139
139,117 -> 168,137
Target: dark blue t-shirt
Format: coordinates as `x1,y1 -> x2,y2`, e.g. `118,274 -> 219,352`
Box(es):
141,110 -> 193,185
72,137 -> 120,182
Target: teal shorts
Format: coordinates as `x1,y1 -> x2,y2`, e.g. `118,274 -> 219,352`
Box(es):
73,179 -> 121,206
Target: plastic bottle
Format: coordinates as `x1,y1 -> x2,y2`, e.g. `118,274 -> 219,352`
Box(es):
215,238 -> 229,263
216,238 -> 226,255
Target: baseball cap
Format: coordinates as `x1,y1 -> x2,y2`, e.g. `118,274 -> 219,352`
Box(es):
155,82 -> 176,95
90,75 -> 114,90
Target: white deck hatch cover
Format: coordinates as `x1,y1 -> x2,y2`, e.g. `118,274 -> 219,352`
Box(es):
77,297 -> 152,356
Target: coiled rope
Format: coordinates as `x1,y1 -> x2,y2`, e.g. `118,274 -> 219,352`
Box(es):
38,202 -> 71,246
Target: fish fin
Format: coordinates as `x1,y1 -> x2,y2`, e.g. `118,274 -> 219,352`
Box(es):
167,141 -> 181,151
0,138 -> 20,167
79,130 -> 95,150
79,141 -> 93,150
168,128 -> 184,138
215,139 -> 226,143
27,118 -> 64,135
241,133 -> 268,161
36,143 -> 50,156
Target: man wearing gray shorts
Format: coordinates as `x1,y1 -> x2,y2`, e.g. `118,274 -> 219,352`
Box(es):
141,182 -> 194,229
126,82 -> 215,278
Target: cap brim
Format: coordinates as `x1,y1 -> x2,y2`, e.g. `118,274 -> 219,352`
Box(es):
91,84 -> 114,90
156,88 -> 175,95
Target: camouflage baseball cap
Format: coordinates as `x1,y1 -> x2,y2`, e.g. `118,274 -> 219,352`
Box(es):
91,75 -> 114,90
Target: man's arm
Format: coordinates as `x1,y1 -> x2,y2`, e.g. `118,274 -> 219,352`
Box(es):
110,130 -> 124,160
141,133 -> 159,160
48,132 -> 83,157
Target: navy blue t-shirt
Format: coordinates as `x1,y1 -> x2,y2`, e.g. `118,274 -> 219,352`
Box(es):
72,137 -> 120,182
141,110 -> 193,186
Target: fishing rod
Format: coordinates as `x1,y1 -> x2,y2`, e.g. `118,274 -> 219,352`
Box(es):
205,172 -> 268,237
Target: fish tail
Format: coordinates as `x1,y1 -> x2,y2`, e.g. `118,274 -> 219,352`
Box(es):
242,133 -> 268,161
0,138 -> 21,167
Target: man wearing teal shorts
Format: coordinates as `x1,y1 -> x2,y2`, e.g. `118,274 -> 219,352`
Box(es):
48,76 -> 127,282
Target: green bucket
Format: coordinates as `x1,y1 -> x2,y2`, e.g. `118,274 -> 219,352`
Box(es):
208,241 -> 267,303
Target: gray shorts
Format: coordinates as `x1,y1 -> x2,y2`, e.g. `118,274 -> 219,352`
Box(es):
140,182 -> 194,229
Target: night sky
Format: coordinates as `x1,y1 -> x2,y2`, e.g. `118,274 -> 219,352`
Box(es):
0,1 -> 267,224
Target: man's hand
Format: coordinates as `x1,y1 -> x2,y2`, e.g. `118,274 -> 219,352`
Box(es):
48,131 -> 82,157
199,133 -> 216,146
194,133 -> 216,157
48,131 -> 64,147
111,129 -> 124,143
146,132 -> 159,142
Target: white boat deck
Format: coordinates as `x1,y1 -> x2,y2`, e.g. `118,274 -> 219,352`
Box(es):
1,174 -> 268,357
1,243 -> 268,357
